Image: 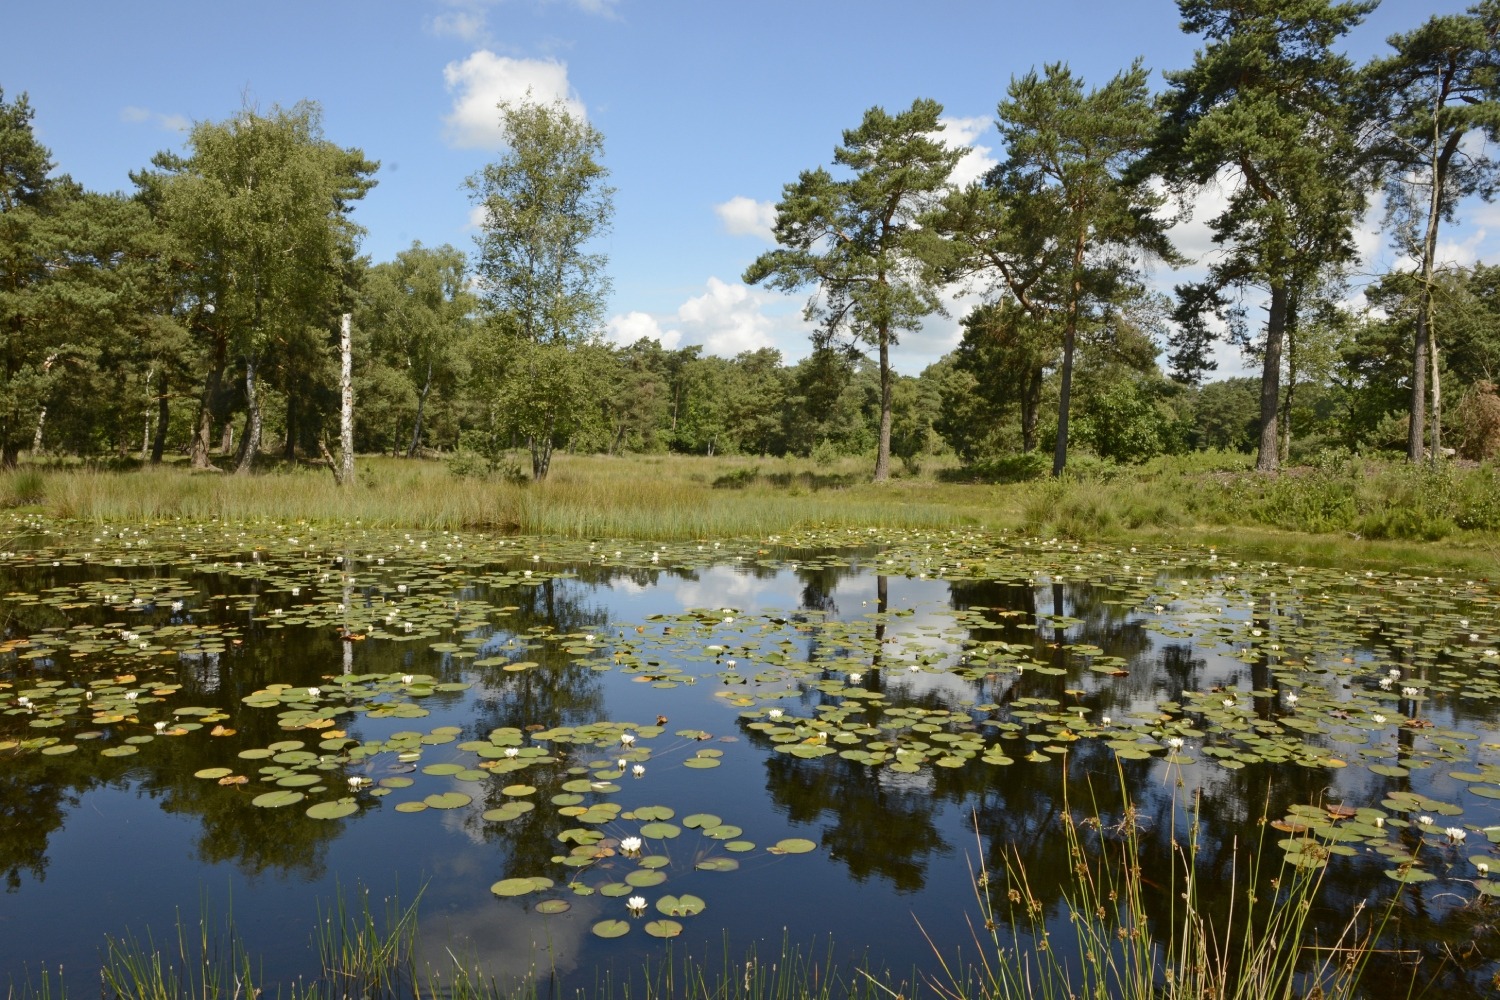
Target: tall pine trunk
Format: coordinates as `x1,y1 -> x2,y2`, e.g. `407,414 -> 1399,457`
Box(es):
1256,280 -> 1288,473
874,329 -> 892,482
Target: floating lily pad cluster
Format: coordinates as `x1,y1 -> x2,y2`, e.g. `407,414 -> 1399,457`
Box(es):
2,517 -> 1500,913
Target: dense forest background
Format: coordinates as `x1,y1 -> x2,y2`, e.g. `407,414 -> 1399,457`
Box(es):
4,0 -> 1500,482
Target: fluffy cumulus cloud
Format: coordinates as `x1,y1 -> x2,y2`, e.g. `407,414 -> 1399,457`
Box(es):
605,311 -> 681,350
442,51 -> 585,149
604,277 -> 814,360
677,277 -> 783,355
713,196 -> 777,240
120,106 -> 189,132
938,114 -> 998,189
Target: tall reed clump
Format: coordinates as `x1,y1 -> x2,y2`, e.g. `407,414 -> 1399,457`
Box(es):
909,781 -> 1402,1000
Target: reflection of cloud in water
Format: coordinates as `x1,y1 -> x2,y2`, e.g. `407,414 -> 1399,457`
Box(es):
670,565 -> 802,611
413,894 -> 603,988
886,670 -> 977,704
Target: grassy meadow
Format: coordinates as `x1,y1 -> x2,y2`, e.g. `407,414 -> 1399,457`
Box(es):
4,449 -> 1498,574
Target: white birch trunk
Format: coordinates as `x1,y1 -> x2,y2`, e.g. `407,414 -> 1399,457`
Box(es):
340,314 -> 355,486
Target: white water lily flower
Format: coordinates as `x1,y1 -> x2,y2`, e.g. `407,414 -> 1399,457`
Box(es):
1286,692 -> 1298,705
125,691 -> 139,702
620,732 -> 637,746
626,895 -> 647,916
1373,817 -> 1384,828
1402,686 -> 1419,698
1166,736 -> 1184,751
348,776 -> 366,790
504,747 -> 520,759
632,764 -> 645,777
1487,649 -> 1499,658
154,721 -> 167,733
1102,716 -> 1111,726
401,674 -> 414,685
1222,698 -> 1235,709
620,836 -> 642,855
767,709 -> 783,721
1447,827 -> 1468,842
16,696 -> 28,707
1480,862 -> 1490,876
616,757 -> 628,770
396,584 -> 407,593
1389,668 -> 1403,679
1372,714 -> 1386,724
1419,815 -> 1434,826
307,687 -> 320,699
849,672 -> 864,685
1378,677 -> 1393,690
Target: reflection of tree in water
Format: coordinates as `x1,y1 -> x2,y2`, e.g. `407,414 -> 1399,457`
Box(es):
763,753 -> 945,893
460,576 -> 612,882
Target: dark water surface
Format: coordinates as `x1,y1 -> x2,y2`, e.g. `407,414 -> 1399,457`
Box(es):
2,524 -> 1498,996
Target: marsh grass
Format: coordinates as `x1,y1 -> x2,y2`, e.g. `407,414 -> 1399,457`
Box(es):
7,454 -> 992,538
3,449 -> 1499,571
903,781 -> 1403,1000
17,787 -> 1411,1000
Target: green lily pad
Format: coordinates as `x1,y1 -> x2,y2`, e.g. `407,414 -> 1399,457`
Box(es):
770,838 -> 817,855
306,799 -> 359,820
251,790 -> 306,809
656,894 -> 705,916
644,920 -> 683,938
592,920 -> 630,939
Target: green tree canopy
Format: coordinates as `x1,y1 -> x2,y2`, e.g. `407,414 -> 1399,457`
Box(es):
466,96 -> 614,481
744,98 -> 961,482
1150,0 -> 1374,471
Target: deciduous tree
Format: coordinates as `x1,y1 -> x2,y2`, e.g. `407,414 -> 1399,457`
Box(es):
466,96 -> 614,480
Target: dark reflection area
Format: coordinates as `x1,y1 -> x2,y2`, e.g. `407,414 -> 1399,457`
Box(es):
761,751 -> 946,892
6,546 -> 1500,999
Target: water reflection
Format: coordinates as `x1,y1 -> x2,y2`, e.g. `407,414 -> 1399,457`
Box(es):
1,539 -> 1499,997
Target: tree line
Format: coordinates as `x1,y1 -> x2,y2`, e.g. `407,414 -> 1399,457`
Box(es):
2,0 -> 1498,480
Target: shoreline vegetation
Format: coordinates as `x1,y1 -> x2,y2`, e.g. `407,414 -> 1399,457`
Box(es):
0,451 -> 1466,999
21,788 -> 1406,1000
1,450 -> 1496,574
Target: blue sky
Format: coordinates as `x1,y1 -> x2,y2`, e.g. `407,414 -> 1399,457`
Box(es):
4,0 -> 1488,378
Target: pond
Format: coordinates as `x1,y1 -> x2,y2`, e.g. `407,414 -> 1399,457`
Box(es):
1,520 -> 1499,997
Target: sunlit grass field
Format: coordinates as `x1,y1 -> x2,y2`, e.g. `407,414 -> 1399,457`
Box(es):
3,449 -> 1498,573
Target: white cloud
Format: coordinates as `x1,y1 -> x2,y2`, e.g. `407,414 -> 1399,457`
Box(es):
466,203 -> 491,230
605,310 -> 681,349
938,114 -> 998,189
428,9 -> 488,41
604,277 -> 811,360
120,106 -> 189,132
713,196 -> 776,240
676,277 -> 781,355
442,51 -> 585,150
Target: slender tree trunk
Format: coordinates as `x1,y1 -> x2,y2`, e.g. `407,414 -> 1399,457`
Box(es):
407,358 -> 432,459
1431,329 -> 1443,465
531,413 -> 555,481
1409,311 -> 1430,462
1051,325 -> 1076,477
339,314 -> 355,486
151,388 -> 169,464
31,408 -> 45,456
874,328 -> 892,482
220,420 -> 233,455
1021,365 -> 1042,453
236,356 -> 262,475
1256,281 -> 1288,473
1280,290 -> 1299,464
283,394 -> 297,462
